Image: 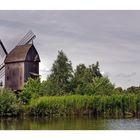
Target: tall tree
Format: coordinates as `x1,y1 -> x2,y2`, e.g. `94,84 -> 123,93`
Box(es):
48,50 -> 73,94
73,62 -> 102,84
72,62 -> 103,94
89,61 -> 102,77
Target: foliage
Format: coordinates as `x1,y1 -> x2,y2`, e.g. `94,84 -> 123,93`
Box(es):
39,78 -> 66,96
46,50 -> 73,95
0,88 -> 19,116
91,76 -> 115,95
20,50 -> 115,99
1,50 -> 140,118
71,61 -> 114,95
19,78 -> 41,104
75,76 -> 115,95
73,62 -> 102,85
126,86 -> 140,94
29,94 -> 140,117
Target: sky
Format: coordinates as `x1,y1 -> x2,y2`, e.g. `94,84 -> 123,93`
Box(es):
0,10 -> 140,89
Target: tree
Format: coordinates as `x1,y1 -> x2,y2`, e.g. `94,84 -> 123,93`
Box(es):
89,61 -> 102,77
40,77 -> 66,96
91,76 -> 115,95
75,76 -> 114,95
46,50 -> 73,94
126,86 -> 140,94
72,62 -> 103,93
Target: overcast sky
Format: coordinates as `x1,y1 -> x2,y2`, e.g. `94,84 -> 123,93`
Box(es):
0,10 -> 140,88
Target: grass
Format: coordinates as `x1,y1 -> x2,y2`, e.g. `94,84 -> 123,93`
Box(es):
28,94 -> 140,117
1,87 -> 140,118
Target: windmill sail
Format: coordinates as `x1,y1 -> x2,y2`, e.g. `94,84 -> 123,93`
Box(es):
0,40 -> 7,80
0,40 -> 8,57
17,30 -> 36,46
0,65 -> 5,79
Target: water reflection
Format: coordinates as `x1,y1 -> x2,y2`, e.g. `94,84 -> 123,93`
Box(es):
0,116 -> 140,130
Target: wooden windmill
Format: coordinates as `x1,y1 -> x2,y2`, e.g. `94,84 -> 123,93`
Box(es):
0,31 -> 40,91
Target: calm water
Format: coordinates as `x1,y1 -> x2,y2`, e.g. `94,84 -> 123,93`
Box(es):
0,116 -> 140,130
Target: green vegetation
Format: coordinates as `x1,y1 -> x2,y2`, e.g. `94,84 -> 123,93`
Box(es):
0,88 -> 19,116
19,78 -> 41,104
29,94 -> 140,117
19,50 -> 114,102
45,50 -> 73,95
74,76 -> 115,96
2,50 -> 140,118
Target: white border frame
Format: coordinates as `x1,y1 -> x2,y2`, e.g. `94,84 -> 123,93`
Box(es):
0,0 -> 140,139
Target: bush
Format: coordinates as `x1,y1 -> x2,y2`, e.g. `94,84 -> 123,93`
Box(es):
19,78 -> 41,104
40,78 -> 66,96
19,77 -> 71,105
0,88 -> 19,116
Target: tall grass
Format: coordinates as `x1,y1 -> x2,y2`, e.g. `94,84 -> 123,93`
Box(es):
29,94 -> 140,117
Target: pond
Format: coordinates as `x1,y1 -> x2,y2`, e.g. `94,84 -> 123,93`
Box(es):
0,116 -> 140,130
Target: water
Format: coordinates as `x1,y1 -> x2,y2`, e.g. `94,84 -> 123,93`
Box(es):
0,116 -> 140,130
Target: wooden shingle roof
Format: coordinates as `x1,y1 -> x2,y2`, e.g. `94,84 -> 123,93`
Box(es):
4,44 -> 40,63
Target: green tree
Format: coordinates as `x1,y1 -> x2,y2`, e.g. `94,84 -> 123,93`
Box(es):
89,61 -> 102,77
75,76 -> 114,95
91,76 -> 115,95
46,50 -> 73,95
72,62 -> 103,93
126,86 -> 140,94
40,77 -> 66,96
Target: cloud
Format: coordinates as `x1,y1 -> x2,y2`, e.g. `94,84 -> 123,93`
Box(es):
0,11 -> 140,88
116,72 -> 137,79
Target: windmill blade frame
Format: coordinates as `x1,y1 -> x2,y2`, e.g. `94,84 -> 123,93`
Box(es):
17,30 -> 36,46
0,40 -> 7,81
0,40 -> 8,57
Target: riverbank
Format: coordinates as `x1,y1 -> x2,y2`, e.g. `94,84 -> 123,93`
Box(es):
1,88 -> 140,118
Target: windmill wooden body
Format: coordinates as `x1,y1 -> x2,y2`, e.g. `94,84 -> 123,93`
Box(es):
0,31 -> 40,91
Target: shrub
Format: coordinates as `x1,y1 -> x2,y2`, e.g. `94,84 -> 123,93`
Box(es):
0,88 -> 19,116
19,77 -> 66,104
40,78 -> 66,96
19,78 -> 41,104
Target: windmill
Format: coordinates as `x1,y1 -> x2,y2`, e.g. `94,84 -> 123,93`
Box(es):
0,30 -> 37,88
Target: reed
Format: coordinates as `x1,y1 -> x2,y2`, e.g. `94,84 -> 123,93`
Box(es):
29,94 -> 140,117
